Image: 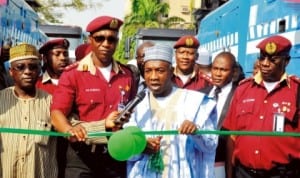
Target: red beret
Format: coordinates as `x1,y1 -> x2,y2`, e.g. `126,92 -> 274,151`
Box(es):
174,35 -> 200,49
39,38 -> 70,54
256,35 -> 292,55
86,16 -> 123,33
75,43 -> 92,61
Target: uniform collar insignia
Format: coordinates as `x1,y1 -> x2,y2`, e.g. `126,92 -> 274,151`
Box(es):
82,64 -> 88,71
254,71 -> 290,88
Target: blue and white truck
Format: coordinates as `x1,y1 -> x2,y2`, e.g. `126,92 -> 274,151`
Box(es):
197,0 -> 300,76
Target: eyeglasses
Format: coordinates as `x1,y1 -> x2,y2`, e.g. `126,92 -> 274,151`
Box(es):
258,54 -> 287,63
11,63 -> 41,72
136,54 -> 145,59
92,35 -> 118,44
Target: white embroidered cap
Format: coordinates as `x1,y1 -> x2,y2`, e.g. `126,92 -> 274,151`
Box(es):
144,44 -> 173,63
196,47 -> 211,65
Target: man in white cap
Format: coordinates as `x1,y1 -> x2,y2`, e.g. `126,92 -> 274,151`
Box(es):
195,47 -> 212,76
124,44 -> 218,178
0,43 -> 57,178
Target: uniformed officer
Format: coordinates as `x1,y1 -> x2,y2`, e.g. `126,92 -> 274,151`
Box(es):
50,16 -> 137,178
223,35 -> 300,178
36,38 -> 70,94
172,35 -> 212,91
75,43 -> 91,61
36,38 -> 71,178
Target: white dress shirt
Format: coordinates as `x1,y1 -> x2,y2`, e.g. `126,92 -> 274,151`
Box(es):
209,82 -> 233,123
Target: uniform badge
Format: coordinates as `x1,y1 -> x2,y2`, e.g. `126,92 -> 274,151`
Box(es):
118,86 -> 126,111
109,19 -> 118,29
185,38 -> 194,47
273,103 -> 279,108
63,39 -> 70,48
265,42 -> 277,55
125,85 -> 130,91
282,106 -> 287,112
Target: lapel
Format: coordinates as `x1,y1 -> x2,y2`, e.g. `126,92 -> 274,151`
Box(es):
218,84 -> 238,129
199,85 -> 213,95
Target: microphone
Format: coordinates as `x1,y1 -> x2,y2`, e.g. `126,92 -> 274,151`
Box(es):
114,90 -> 146,125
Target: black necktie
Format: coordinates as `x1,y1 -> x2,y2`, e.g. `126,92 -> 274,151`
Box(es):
214,87 -> 222,101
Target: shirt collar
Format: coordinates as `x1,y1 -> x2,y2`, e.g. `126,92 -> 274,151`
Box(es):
253,71 -> 290,88
220,81 -> 233,94
173,67 -> 197,78
41,71 -> 52,84
77,52 -> 124,75
209,82 -> 232,98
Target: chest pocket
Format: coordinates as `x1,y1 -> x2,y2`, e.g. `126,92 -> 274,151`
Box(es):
236,100 -> 255,117
77,89 -> 104,106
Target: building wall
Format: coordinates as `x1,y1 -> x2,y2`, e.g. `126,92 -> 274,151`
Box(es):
162,0 -> 202,28
125,0 -> 203,29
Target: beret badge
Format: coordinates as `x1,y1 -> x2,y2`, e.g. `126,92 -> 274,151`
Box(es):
185,38 -> 194,47
109,19 -> 119,29
63,39 -> 70,48
265,42 -> 277,55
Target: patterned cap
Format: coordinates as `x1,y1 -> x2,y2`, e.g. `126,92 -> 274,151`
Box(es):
173,35 -> 200,49
144,44 -> 173,63
256,35 -> 292,55
10,43 -> 39,63
196,47 -> 211,65
39,38 -> 70,54
86,16 -> 123,33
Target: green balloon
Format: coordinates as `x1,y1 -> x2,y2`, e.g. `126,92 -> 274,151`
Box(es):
108,129 -> 135,161
124,126 -> 147,155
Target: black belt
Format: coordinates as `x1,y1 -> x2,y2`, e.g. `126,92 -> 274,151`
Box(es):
236,160 -> 300,178
70,142 -> 108,154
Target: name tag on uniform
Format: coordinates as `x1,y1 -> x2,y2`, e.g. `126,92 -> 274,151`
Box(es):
273,113 -> 285,132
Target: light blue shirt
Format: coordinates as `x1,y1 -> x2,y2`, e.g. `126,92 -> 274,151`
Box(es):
124,87 -> 218,178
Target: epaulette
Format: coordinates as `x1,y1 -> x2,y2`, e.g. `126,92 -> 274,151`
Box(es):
64,62 -> 79,72
238,77 -> 253,85
118,63 -> 133,74
199,72 -> 213,83
289,75 -> 300,84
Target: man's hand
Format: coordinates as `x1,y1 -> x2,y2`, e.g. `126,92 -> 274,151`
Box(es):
106,110 -> 132,130
178,120 -> 197,134
105,111 -> 121,129
66,124 -> 87,142
143,136 -> 162,154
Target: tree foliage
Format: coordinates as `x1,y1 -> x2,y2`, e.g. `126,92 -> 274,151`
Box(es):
33,0 -> 99,23
114,0 -> 186,64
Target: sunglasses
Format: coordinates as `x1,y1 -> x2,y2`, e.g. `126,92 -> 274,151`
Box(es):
258,54 -> 287,63
11,63 -> 41,72
92,35 -> 118,44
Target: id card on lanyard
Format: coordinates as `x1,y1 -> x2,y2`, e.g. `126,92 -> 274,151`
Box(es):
273,113 -> 285,132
